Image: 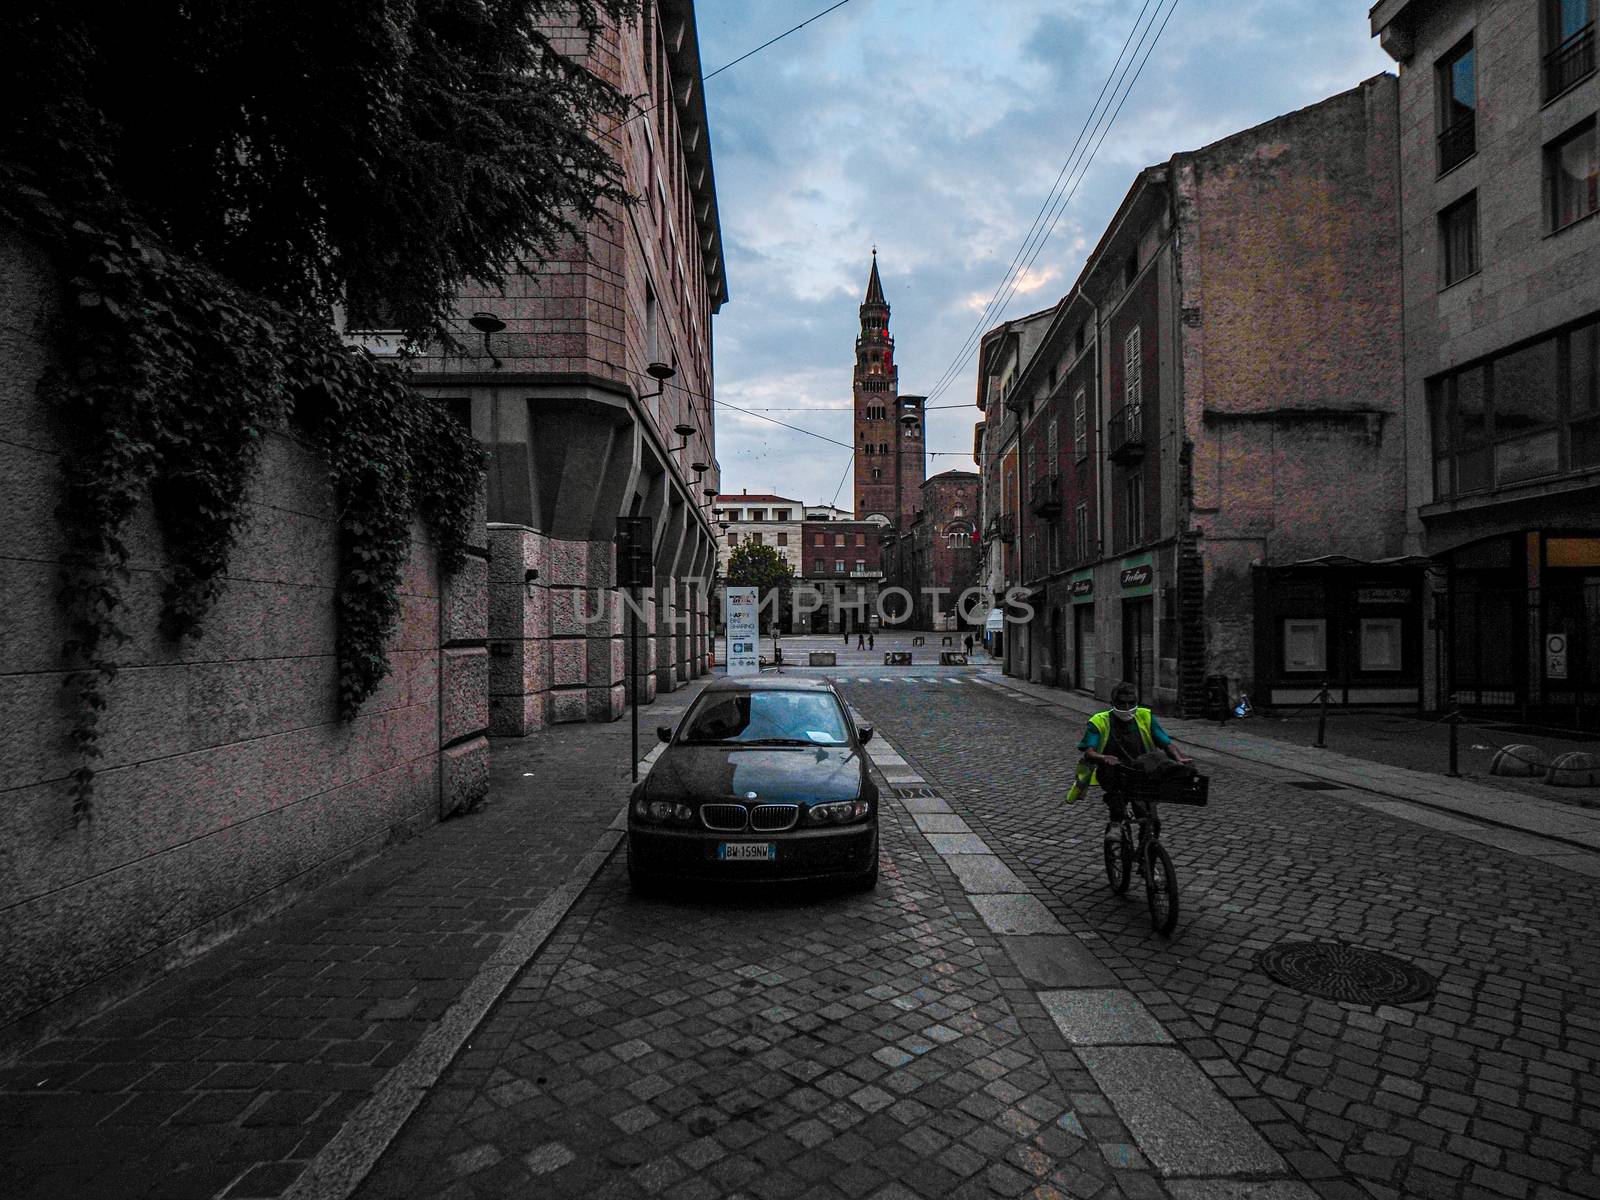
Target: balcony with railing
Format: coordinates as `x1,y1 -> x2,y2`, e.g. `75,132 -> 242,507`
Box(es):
1028,473 -> 1062,518
1106,405 -> 1146,463
1546,23 -> 1596,100
1437,111 -> 1476,175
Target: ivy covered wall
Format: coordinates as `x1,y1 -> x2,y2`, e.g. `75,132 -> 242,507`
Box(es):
0,234 -> 490,1040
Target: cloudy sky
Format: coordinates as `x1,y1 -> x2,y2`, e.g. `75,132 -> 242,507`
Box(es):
691,0 -> 1392,509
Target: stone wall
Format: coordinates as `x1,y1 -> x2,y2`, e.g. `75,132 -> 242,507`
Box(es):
0,233 -> 489,1043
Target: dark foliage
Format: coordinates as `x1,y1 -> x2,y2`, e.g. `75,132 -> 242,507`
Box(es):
0,0 -> 639,819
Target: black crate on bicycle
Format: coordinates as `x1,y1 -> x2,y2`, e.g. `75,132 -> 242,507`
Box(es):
1117,771 -> 1209,807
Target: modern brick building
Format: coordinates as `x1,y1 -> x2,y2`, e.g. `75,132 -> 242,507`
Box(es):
1373,0 -> 1600,721
852,254 -> 925,529
981,75 -> 1412,713
355,1 -> 727,732
798,519 -> 886,633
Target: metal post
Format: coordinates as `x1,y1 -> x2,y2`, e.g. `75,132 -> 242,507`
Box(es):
1447,709 -> 1460,778
1315,682 -> 1328,749
630,585 -> 639,782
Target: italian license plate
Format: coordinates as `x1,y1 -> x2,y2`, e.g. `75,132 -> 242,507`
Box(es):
719,843 -> 776,862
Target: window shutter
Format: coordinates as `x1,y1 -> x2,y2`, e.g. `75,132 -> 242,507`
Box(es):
1124,328 -> 1142,409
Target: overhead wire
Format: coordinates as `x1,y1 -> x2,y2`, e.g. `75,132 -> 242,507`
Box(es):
918,0 -> 1159,403
924,0 -> 1182,405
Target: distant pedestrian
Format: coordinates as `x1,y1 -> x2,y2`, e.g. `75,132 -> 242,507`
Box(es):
964,634 -> 974,656
868,633 -> 875,651
843,628 -> 849,645
857,631 -> 865,650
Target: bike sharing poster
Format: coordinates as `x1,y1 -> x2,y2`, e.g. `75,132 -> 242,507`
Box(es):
725,586 -> 760,676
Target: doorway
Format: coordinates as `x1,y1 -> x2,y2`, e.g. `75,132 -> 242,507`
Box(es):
1074,605 -> 1096,693
1122,597 -> 1154,703
1049,608 -> 1065,687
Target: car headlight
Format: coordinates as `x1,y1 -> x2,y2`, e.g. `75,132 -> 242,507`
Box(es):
809,799 -> 870,824
633,798 -> 694,823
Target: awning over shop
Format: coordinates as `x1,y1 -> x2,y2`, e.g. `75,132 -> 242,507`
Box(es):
1278,554 -> 1434,569
984,607 -> 1005,632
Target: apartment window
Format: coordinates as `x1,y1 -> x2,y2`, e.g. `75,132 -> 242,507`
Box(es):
872,468 -> 882,479
751,532 -> 763,545
1123,328 -> 1143,410
1429,317 -> 1600,495
645,282 -> 660,364
880,442 -> 889,454
1547,119 -> 1599,231
749,508 -> 766,521
835,560 -> 845,573
814,533 -> 824,545
834,534 -> 845,547
1123,471 -> 1144,547
1437,35 -> 1477,174
1123,251 -> 1139,288
855,533 -> 865,547
1075,323 -> 1087,356
727,531 -> 738,545
776,532 -> 788,546
775,509 -> 790,521
1440,192 -> 1480,286
1075,502 -> 1090,562
1545,0 -> 1596,99
813,558 -> 824,573
1046,418 -> 1059,469
864,442 -> 875,456
855,559 -> 866,574
1073,389 -> 1088,459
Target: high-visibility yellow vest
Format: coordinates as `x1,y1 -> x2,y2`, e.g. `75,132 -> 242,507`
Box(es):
1065,707 -> 1155,804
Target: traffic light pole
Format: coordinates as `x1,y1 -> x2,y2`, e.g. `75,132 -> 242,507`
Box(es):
630,584 -> 639,782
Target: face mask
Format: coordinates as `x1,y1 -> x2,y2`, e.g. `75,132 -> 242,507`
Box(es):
1111,705 -> 1136,719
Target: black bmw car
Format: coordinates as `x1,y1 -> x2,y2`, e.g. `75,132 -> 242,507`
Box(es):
627,677 -> 880,890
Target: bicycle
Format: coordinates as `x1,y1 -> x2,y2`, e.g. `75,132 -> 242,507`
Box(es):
1099,765 -> 1209,935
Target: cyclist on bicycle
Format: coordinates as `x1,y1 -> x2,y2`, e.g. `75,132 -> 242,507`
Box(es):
1068,681 -> 1191,845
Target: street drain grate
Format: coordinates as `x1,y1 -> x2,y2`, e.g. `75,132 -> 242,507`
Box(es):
1287,781 -> 1348,791
1257,941 -> 1436,1006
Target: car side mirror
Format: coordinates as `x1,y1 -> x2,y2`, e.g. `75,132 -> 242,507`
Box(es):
856,724 -> 874,744
657,725 -> 673,743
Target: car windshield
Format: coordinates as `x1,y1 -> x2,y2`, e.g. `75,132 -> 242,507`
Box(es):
679,691 -> 851,746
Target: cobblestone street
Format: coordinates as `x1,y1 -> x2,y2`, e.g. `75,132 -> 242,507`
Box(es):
827,672 -> 1600,1200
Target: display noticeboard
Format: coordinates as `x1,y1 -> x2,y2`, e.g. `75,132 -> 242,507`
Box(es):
725,586 -> 760,676
1547,633 -> 1568,680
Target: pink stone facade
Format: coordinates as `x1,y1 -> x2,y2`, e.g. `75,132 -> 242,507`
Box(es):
0,233 -> 490,1041
392,1 -> 727,734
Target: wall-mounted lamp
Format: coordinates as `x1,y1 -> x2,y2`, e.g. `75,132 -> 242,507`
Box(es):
691,461 -> 709,478
468,312 -> 506,369
524,568 -> 539,597
642,360 -> 676,401
671,422 -> 695,452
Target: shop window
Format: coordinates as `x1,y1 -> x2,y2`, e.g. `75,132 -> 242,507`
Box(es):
1359,618 -> 1404,672
1283,619 -> 1326,673
1440,192 -> 1479,286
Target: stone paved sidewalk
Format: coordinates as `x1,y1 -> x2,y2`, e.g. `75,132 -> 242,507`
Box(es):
975,673 -> 1600,870
0,680 -> 706,1200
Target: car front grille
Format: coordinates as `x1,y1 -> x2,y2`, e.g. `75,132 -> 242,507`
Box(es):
749,804 -> 799,832
701,803 -> 748,832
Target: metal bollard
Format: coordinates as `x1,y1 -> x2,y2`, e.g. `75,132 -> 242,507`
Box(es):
1447,710 -> 1460,778
1315,683 -> 1328,749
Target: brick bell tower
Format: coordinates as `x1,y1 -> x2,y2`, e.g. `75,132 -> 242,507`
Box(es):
852,250 -> 924,528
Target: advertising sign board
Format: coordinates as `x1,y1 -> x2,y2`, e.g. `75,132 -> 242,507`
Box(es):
725,587 -> 760,677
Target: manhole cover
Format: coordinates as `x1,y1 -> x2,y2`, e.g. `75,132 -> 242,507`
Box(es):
1257,941 -> 1435,1005
1287,781 -> 1347,791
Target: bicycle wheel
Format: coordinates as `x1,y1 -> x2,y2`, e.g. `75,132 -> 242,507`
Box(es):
1144,842 -> 1179,934
1104,825 -> 1132,894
